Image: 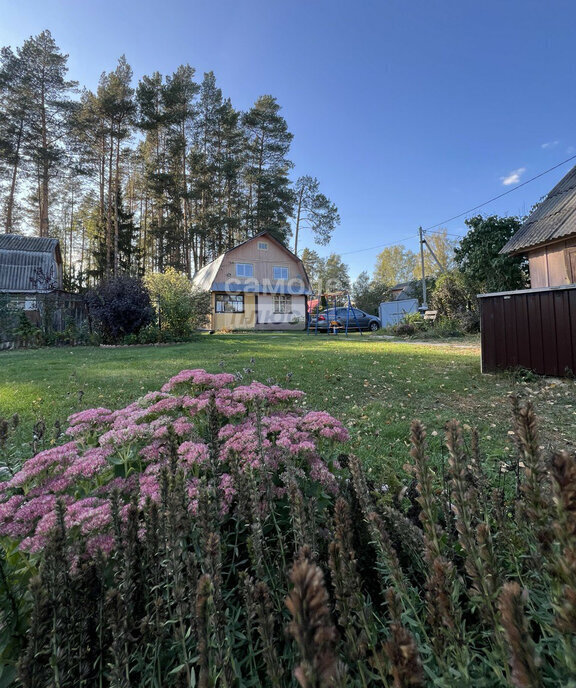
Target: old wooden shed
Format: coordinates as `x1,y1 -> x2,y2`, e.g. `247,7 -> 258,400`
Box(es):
481,166 -> 576,375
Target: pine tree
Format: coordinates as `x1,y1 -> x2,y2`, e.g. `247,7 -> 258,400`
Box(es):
16,30 -> 77,236
242,95 -> 294,243
293,175 -> 340,255
97,56 -> 135,275
0,46 -> 28,232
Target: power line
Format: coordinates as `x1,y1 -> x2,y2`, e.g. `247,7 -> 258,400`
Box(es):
336,153 -> 576,259
423,153 -> 576,231
340,234 -> 418,256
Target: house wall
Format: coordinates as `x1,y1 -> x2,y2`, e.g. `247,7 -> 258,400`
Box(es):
528,237 -> 576,287
211,293 -> 256,330
212,239 -> 308,292
209,293 -> 307,331
255,294 -> 306,330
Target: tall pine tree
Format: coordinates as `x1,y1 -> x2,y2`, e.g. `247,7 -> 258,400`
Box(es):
242,95 -> 294,243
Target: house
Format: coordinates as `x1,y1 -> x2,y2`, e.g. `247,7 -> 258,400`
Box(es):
0,234 -> 63,309
389,282 -> 415,300
500,164 -> 576,287
192,232 -> 312,330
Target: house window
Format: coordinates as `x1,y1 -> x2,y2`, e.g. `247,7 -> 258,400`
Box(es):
273,266 -> 289,280
235,263 -> 253,277
258,241 -> 268,250
215,294 -> 244,313
273,295 -> 292,314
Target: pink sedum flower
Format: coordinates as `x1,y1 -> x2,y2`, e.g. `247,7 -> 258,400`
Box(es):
0,368 -> 349,556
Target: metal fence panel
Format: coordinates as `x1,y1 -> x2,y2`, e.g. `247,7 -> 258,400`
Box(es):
479,285 -> 576,376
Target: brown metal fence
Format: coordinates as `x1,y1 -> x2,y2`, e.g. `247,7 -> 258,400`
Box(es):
479,285 -> 576,376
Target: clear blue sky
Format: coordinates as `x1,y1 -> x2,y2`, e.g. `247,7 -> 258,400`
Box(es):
1,0 -> 575,278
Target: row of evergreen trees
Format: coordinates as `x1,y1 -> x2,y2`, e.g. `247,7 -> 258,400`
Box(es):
0,31 -> 339,287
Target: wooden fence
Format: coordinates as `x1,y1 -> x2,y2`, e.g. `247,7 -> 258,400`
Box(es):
479,285 -> 576,377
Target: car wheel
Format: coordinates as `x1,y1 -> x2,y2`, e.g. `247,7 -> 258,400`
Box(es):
369,321 -> 379,332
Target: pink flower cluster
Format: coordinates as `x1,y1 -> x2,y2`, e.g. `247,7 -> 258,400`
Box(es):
66,407 -> 114,437
161,369 -> 236,392
0,369 -> 348,556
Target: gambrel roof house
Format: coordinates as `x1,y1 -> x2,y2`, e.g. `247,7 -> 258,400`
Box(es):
192,232 -> 312,331
500,165 -> 576,287
0,234 -> 63,294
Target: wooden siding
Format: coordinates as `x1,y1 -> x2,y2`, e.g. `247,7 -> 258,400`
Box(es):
212,239 -> 307,288
479,286 -> 576,376
527,237 -> 576,287
211,293 -> 256,330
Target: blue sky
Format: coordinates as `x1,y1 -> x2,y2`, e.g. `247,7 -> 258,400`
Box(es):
1,0 -> 575,278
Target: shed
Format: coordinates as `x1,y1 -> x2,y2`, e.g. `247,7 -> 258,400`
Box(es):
0,234 -> 63,297
500,165 -> 576,287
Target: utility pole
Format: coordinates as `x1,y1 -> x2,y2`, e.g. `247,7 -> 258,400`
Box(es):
419,226 -> 427,311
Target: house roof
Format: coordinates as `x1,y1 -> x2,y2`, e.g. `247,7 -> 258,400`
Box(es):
211,282 -> 310,295
191,232 -> 312,294
0,234 -> 62,292
500,165 -> 576,254
191,255 -> 225,292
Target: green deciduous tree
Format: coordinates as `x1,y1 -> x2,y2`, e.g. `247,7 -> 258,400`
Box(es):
352,271 -> 390,314
373,245 -> 417,286
144,267 -> 210,338
455,215 -> 528,293
421,229 -> 457,276
300,249 -> 350,294
318,253 -> 350,293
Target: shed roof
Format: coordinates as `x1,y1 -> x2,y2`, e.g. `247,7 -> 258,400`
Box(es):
0,234 -> 60,254
0,234 -> 62,292
500,165 -> 576,254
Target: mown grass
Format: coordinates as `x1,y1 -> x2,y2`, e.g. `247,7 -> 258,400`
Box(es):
1,332 -> 575,486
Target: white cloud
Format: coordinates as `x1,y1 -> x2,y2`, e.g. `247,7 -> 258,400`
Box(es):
541,140 -> 559,149
501,167 -> 526,186
567,146 -> 575,155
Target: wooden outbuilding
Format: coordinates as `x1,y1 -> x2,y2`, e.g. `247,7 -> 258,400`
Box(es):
0,234 -> 63,302
500,165 -> 576,287
481,166 -> 576,375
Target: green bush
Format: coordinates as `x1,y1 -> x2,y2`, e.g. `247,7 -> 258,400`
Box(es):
431,270 -> 479,333
144,268 -> 211,340
392,312 -> 428,337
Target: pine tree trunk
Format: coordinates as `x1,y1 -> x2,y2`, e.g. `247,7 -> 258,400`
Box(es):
39,82 -> 50,237
5,117 -> 24,233
294,187 -> 304,256
106,130 -> 114,276
114,134 -> 121,276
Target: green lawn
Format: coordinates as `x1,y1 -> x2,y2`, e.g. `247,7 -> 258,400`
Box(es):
1,332 -> 575,486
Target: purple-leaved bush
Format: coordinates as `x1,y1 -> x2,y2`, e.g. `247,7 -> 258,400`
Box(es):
0,369 -> 348,557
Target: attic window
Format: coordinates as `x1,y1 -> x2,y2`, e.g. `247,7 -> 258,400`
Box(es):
258,241 -> 268,250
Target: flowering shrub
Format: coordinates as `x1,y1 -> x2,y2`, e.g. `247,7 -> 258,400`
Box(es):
0,369 -> 348,557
